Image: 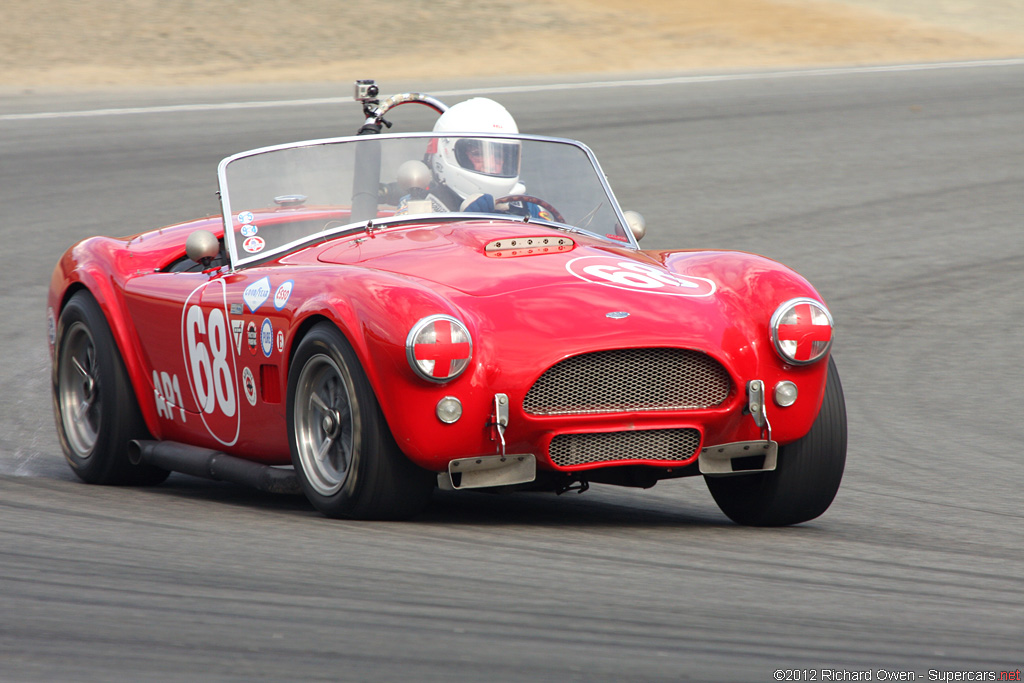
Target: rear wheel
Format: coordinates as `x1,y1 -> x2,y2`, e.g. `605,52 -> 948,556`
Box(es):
705,356 -> 847,526
53,291 -> 169,485
287,322 -> 434,519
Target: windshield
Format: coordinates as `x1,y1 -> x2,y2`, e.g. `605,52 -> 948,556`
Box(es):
218,133 -> 634,268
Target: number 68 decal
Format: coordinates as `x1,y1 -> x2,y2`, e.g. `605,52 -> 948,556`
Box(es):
566,256 -> 716,297
182,281 -> 240,446
186,305 -> 236,417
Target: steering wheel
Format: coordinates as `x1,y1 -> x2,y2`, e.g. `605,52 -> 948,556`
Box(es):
494,195 -> 565,224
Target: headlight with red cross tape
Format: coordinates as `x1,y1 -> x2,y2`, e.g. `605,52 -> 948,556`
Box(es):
406,315 -> 473,383
770,298 -> 834,365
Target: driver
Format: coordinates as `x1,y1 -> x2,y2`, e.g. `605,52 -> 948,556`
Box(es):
409,98 -> 552,219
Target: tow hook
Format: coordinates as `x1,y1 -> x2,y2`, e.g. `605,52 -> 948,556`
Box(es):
490,393 -> 510,456
747,379 -> 772,442
697,380 -> 779,475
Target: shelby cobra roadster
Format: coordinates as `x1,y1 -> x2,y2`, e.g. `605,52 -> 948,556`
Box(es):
47,81 -> 846,525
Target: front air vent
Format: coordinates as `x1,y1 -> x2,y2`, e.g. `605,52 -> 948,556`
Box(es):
549,429 -> 702,468
524,348 -> 731,416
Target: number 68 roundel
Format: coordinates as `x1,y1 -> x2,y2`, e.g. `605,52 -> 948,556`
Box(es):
181,280 -> 240,447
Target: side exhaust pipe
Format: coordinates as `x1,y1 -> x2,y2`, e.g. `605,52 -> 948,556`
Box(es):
129,440 -> 301,495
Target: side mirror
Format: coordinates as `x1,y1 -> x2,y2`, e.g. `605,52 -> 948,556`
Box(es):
623,210 -> 646,241
185,229 -> 220,267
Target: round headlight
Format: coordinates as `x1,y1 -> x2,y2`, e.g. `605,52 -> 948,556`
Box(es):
406,315 -> 473,383
770,298 -> 833,365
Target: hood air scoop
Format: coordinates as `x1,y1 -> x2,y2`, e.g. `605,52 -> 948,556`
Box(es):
484,236 -> 574,259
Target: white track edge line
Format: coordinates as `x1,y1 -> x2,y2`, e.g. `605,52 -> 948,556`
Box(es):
3,58 -> 1023,122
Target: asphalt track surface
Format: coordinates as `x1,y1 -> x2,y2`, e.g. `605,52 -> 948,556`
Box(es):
2,62 -> 1023,681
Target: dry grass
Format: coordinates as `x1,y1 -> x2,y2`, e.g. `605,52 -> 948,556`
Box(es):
1,0 -> 1022,87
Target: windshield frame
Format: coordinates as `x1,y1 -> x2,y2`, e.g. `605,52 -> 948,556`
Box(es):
217,131 -> 637,270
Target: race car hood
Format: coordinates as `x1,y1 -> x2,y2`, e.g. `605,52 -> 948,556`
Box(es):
315,221 -> 819,362
317,222 -> 692,298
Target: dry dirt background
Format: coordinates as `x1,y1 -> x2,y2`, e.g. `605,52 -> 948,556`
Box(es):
1,0 -> 1023,89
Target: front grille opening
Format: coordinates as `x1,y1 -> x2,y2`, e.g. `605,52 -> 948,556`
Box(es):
548,429 -> 701,468
524,348 -> 731,416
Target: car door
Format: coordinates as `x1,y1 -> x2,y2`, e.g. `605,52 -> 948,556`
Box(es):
124,271 -> 242,449
123,263 -> 294,461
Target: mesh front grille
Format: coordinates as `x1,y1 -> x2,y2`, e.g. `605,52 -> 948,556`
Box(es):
549,429 -> 701,468
524,348 -> 731,415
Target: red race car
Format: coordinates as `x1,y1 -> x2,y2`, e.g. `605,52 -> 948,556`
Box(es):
47,81 -> 846,525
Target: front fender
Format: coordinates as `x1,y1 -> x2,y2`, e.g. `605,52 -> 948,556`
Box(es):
659,249 -> 834,444
48,237 -> 166,438
287,268 -> 479,463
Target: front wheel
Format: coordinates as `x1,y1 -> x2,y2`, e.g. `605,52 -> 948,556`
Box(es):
705,356 -> 847,526
53,291 -> 169,486
287,322 -> 434,519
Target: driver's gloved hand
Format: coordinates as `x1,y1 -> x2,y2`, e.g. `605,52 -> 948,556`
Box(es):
379,182 -> 403,205
459,193 -> 496,213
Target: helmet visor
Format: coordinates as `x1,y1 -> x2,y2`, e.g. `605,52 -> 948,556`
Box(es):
453,139 -> 520,178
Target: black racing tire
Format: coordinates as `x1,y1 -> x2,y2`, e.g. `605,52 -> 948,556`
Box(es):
287,322 -> 435,520
705,356 -> 847,526
53,291 -> 170,486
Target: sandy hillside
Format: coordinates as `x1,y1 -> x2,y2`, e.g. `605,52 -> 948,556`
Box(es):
0,0 -> 1022,88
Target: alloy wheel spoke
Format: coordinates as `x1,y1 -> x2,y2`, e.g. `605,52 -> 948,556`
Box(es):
71,355 -> 90,381
315,434 -> 334,465
310,390 -> 330,415
75,396 -> 93,423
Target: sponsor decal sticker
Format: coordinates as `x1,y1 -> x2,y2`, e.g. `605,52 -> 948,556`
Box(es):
243,276 -> 271,312
242,367 -> 257,406
273,280 -> 294,310
565,256 -> 716,298
230,303 -> 243,315
238,211 -> 254,225
47,307 -> 56,346
261,318 -> 274,357
240,224 -> 258,238
247,320 -> 258,355
276,330 -> 285,353
242,235 -> 265,254
231,319 -> 244,355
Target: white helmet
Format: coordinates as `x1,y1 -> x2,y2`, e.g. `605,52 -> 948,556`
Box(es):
430,98 -> 521,201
